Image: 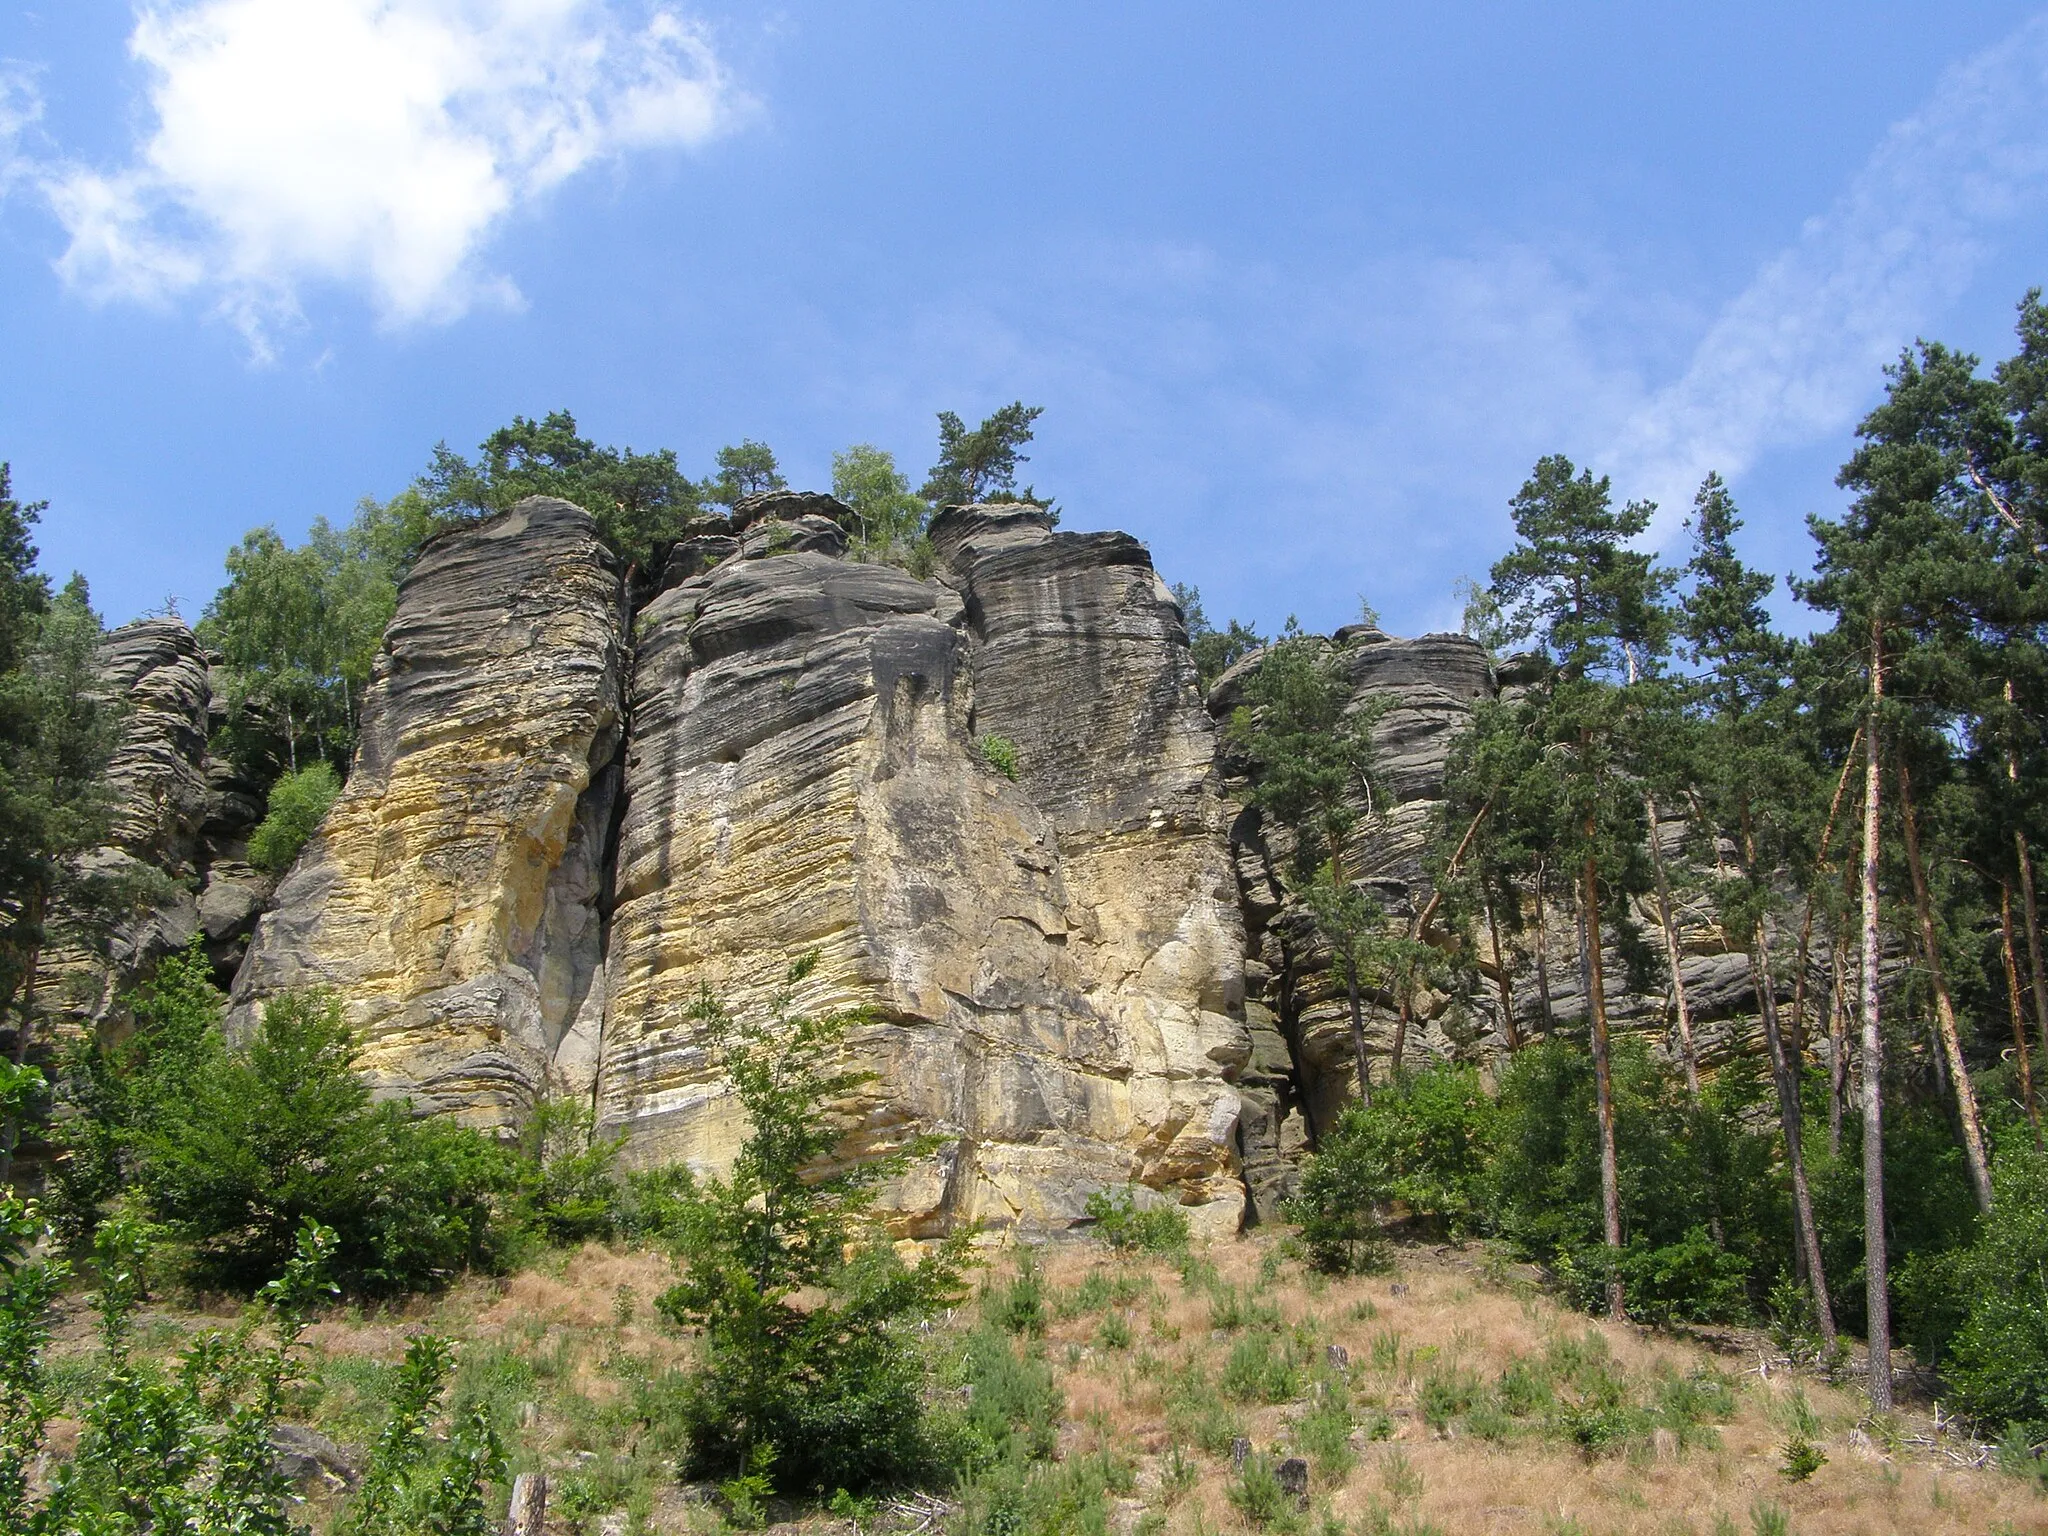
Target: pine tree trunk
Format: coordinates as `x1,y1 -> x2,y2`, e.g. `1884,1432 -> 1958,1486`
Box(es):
1792,736 -> 1863,1074
2003,681 -> 2048,1070
1583,839 -> 1626,1320
1485,894 -> 1519,1051
1533,859 -> 1555,1034
1828,933 -> 1848,1159
1346,949 -> 1371,1108
2017,831 -> 2048,1070
1738,806 -> 1836,1344
1859,623 -> 1892,1413
1753,920 -> 1837,1345
1895,755 -> 1994,1215
1643,794 -> 1701,1099
2001,882 -> 2043,1147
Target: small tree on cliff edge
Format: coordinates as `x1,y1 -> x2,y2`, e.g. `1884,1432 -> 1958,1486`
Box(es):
921,402 -> 1053,514
657,953 -> 968,1494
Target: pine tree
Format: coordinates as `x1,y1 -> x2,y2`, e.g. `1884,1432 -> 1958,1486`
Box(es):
1229,631 -> 1393,1097
1488,455 -> 1671,1318
1679,474 -> 1836,1346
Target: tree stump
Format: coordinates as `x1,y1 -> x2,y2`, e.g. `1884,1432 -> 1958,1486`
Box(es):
506,1472 -> 548,1536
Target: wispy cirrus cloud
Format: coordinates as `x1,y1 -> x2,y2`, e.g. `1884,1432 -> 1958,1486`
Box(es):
38,0 -> 750,357
0,62 -> 42,193
864,12 -> 2048,635
1606,13 -> 2048,531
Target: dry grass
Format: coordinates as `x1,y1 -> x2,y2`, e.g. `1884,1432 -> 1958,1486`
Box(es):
1008,1235 -> 2046,1536
38,1233 -> 2048,1535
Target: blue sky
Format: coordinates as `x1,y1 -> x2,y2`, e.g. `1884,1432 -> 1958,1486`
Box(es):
5,4 -> 2048,639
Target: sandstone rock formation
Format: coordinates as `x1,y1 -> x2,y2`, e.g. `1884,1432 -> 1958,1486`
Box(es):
227,498 -> 628,1124
596,502 -> 1247,1236
222,495 -> 1247,1232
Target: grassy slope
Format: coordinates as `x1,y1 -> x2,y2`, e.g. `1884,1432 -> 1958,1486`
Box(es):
41,1233 -> 2045,1536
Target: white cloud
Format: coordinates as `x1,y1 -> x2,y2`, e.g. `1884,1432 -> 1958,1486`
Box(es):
43,0 -> 746,354
0,63 -> 43,193
1607,14 -> 2048,531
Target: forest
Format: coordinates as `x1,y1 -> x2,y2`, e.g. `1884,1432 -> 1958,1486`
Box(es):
1,291 -> 2046,1533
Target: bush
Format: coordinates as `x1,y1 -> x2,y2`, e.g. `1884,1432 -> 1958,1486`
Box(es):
1285,1119 -> 1391,1276
1935,1142 -> 2048,1437
1084,1185 -> 1190,1253
979,733 -> 1020,780
1287,1042 -> 1794,1323
984,1250 -> 1048,1337
0,1210 -> 490,1535
133,987 -> 511,1293
654,954 -> 967,1495
345,1334 -> 507,1536
509,1095 -> 626,1246
247,760 -> 341,873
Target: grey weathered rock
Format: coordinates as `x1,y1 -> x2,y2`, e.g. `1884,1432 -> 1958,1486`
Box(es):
729,489 -> 858,532
269,1423 -> 357,1489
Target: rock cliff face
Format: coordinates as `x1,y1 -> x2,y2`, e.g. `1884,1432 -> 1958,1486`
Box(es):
43,620 -> 272,1024
86,492 -> 1791,1232
224,497 -> 1246,1232
227,498 -> 628,1124
594,502 -> 1245,1234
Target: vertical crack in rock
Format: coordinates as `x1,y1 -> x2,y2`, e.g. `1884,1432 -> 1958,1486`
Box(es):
226,497 -> 628,1128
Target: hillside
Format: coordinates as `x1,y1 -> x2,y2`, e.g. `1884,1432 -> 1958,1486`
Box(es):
29,1231 -> 2040,1536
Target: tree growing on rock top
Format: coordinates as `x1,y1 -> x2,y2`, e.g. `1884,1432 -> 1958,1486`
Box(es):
1172,583 -> 1264,691
921,402 -> 1053,514
415,408 -> 706,568
709,439 -> 788,506
832,444 -> 931,561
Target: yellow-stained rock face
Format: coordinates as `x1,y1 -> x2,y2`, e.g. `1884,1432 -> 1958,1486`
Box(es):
596,505 -> 1250,1236
226,498 -> 626,1126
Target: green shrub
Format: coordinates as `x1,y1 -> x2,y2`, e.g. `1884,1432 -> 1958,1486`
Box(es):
248,760 -> 341,873
1416,1365 -> 1481,1428
986,1250 -> 1049,1337
510,1095 -> 626,1246
1083,1185 -> 1190,1253
133,988 -> 512,1293
1294,1392 -> 1355,1476
1930,1143 -> 2048,1437
654,955 -> 967,1495
0,1211 -> 450,1536
1208,1282 -> 1282,1332
1285,1116 -> 1393,1276
345,1333 -> 507,1536
49,940 -> 224,1245
1778,1435 -> 1826,1482
1224,1331 -> 1304,1404
1226,1453 -> 1295,1528
958,1327 -> 1063,1464
979,733 -> 1020,780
